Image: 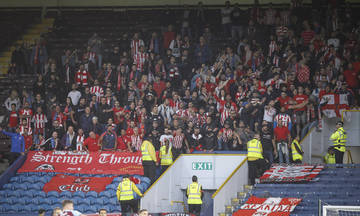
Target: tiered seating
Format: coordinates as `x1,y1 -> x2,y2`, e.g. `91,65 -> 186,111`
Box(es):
0,11 -> 40,75
0,172 -> 150,215
46,9 -> 223,58
233,165 -> 360,216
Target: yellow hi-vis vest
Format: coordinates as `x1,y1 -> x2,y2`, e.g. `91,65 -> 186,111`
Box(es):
187,182 -> 202,204
160,145 -> 173,166
141,140 -> 152,161
291,140 -> 303,161
117,178 -> 134,201
330,127 -> 347,152
324,153 -> 336,164
247,139 -> 264,159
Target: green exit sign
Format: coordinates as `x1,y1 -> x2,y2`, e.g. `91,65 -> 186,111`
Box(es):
192,162 -> 212,170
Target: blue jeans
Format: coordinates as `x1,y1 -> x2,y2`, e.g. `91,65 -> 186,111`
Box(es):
263,150 -> 274,165
277,141 -> 289,164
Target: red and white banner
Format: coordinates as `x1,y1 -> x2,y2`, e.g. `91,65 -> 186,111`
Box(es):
43,174 -> 115,193
233,196 -> 302,216
320,93 -> 349,118
260,165 -> 324,183
18,151 -> 144,175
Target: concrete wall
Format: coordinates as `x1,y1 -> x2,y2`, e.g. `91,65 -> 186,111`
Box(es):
213,158 -> 248,216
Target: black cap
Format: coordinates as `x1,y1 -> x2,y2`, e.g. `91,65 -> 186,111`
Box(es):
336,121 -> 344,126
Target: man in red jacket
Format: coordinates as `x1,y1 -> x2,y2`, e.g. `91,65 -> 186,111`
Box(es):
83,131 -> 100,152
273,120 -> 291,164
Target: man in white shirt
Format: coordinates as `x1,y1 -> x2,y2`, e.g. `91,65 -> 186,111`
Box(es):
160,127 -> 174,147
61,200 -> 86,216
67,84 -> 82,106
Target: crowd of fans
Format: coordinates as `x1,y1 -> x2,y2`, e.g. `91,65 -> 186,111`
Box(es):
3,0 -> 360,165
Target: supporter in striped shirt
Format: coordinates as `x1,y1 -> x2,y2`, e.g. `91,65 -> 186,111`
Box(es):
130,32 -> 145,56
301,22 -> 315,46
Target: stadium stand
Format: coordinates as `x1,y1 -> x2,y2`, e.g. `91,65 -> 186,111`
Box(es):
0,172 -> 150,215
228,164 -> 360,216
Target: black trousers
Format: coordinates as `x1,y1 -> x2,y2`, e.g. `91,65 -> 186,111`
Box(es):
248,159 -> 268,185
142,160 -> 156,184
120,199 -> 138,214
293,159 -> 302,164
189,204 -> 201,215
334,149 -> 344,164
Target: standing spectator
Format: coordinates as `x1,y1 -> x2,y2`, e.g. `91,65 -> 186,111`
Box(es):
301,21 -> 315,46
221,1 -> 233,38
88,33 -> 103,69
273,120 -> 291,164
4,90 -> 21,112
148,32 -> 160,55
7,104 -> 19,132
130,32 -> 145,56
194,37 -> 211,66
261,124 -> 275,165
30,39 -> 48,74
19,102 -> 33,129
231,3 -> 246,41
79,107 -> 93,136
0,127 -> 25,164
67,83 -> 82,106
293,86 -> 308,137
90,116 -> 103,135
163,25 -> 176,50
75,64 -> 91,87
98,124 -> 117,151
32,106 -> 48,144
169,34 -> 182,58
60,126 -> 77,151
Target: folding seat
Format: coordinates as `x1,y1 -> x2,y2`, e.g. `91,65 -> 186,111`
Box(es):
89,197 -> 98,205
59,191 -> 72,199
2,183 -> 13,190
47,191 -> 60,198
99,190 -> 113,198
86,191 -> 98,198
22,190 -> 35,198
108,197 -> 118,206
49,197 -> 60,205
9,176 -> 20,183
23,205 -> 32,212
79,198 -> 91,206
73,191 -> 86,199
25,198 -> 39,205
34,191 -> 47,199
27,182 -> 42,190
106,183 -> 118,190
13,204 -> 25,212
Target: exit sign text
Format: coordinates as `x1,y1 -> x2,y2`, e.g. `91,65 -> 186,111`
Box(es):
192,162 -> 212,170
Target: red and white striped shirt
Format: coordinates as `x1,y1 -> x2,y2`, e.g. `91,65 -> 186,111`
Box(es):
268,40 -> 277,57
31,113 -> 48,131
76,70 -> 90,86
19,108 -> 33,128
90,85 -> 104,102
173,134 -> 185,149
131,39 -> 145,55
131,135 -> 143,151
19,125 -> 32,135
133,52 -> 148,72
76,135 -> 85,144
274,113 -> 292,129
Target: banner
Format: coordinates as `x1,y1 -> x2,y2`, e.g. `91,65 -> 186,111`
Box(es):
43,174 -> 115,193
18,151 -> 144,175
320,93 -> 349,118
260,165 -> 324,183
233,196 -> 302,216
